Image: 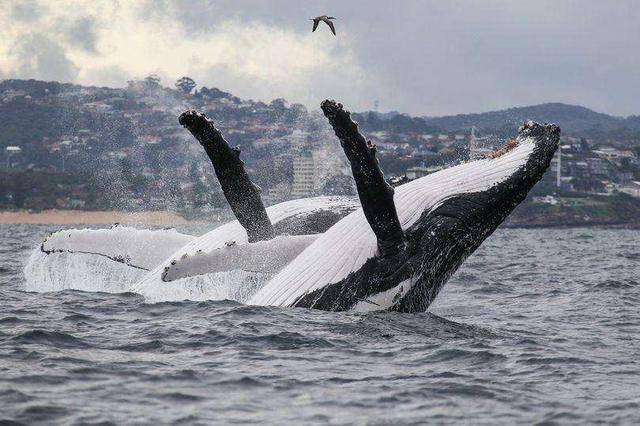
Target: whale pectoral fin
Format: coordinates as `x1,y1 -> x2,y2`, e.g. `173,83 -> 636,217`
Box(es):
161,234 -> 320,281
321,100 -> 405,257
41,226 -> 195,270
179,110 -> 275,243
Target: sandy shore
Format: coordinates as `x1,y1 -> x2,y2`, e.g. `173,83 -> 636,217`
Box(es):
0,210 -> 193,226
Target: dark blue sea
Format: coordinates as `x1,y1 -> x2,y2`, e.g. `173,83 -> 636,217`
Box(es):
1,224 -> 639,424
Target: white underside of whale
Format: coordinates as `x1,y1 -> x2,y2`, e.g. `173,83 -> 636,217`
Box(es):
26,196 -> 357,299
249,135 -> 539,310
351,278 -> 415,313
25,226 -> 195,293
130,196 -> 358,302
41,226 -> 195,270
163,234 -> 319,280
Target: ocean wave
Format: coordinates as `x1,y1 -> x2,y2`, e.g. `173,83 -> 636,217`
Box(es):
10,330 -> 91,349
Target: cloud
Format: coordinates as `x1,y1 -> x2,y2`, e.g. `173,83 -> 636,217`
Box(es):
8,0 -> 46,23
0,0 -> 637,116
0,0 -> 373,107
9,35 -> 80,82
61,16 -> 100,53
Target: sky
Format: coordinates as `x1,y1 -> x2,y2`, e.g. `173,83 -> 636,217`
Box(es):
0,0 -> 638,117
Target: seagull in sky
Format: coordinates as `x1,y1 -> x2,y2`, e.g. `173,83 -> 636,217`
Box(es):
311,15 -> 337,35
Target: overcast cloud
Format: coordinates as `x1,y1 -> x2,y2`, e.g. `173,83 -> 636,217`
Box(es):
0,0 -> 638,116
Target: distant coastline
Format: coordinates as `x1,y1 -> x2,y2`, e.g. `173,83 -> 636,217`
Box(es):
0,209 -> 195,226
1,207 -> 639,229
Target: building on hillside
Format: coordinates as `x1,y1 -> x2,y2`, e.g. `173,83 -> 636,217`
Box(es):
5,146 -> 22,168
1,90 -> 26,102
405,164 -> 444,180
619,181 -> 640,198
586,158 -> 611,177
593,146 -> 635,161
291,151 -> 317,198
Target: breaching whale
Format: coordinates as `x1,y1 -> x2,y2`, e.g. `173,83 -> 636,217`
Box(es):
165,101 -> 559,312
249,101 -> 560,312
30,99 -> 559,313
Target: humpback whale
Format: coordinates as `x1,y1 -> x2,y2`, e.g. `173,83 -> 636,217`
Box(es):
30,196 -> 358,300
31,99 -> 559,313
249,101 -> 560,312
167,100 -> 558,312
33,196 -> 359,299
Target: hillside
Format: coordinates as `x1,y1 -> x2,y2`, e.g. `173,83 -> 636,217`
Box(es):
1,78 -> 639,221
426,103 -> 624,133
362,103 -> 640,142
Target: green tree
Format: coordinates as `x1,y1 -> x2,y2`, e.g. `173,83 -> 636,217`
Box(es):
175,76 -> 196,94
144,74 -> 161,88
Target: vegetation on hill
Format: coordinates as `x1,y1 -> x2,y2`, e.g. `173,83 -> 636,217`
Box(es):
0,78 -> 638,228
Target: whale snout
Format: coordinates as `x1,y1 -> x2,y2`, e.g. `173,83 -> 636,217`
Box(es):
519,121 -> 561,143
546,123 -> 561,138
178,109 -> 212,130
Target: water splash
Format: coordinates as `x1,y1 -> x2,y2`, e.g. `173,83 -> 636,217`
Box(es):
23,249 -> 145,294
135,270 -> 270,304
23,247 -> 269,303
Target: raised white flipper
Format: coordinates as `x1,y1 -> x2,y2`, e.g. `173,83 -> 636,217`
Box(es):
162,234 -> 319,281
25,226 -> 195,294
41,226 -> 195,270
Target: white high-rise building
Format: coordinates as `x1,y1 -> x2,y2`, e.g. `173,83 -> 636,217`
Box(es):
291,152 -> 317,198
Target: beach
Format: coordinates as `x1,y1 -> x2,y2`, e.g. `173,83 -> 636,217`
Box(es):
0,210 -> 192,226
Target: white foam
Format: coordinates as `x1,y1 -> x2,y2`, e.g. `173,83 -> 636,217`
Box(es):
142,270 -> 271,304
23,249 -> 147,293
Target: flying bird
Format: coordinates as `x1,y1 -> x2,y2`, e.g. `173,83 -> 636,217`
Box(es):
311,15 -> 336,35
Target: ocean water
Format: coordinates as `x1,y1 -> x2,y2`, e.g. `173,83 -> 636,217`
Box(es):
1,224 -> 639,425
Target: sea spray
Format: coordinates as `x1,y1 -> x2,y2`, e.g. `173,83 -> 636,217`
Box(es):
23,248 -> 145,293
23,246 -> 269,302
